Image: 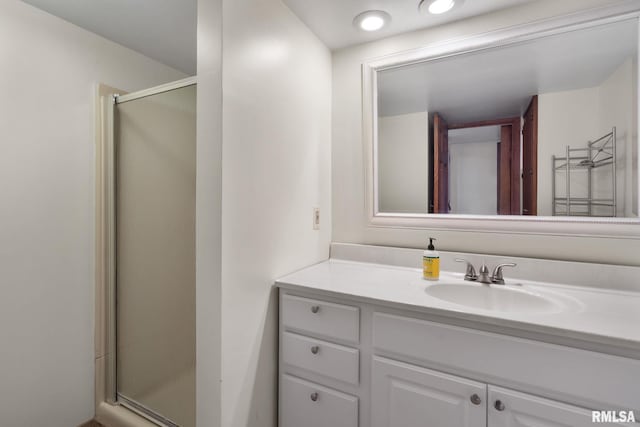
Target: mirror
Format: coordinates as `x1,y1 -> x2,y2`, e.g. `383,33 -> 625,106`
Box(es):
376,19 -> 639,218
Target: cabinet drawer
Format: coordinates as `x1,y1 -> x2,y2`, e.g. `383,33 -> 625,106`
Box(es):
282,332 -> 359,385
281,294 -> 359,344
280,374 -> 358,427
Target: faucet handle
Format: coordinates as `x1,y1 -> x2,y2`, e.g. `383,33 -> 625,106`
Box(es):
455,258 -> 477,281
491,263 -> 517,285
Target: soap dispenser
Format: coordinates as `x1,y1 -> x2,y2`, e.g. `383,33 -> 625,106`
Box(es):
423,237 -> 440,281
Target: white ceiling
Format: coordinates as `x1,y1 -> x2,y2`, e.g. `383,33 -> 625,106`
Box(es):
19,0 -> 536,74
378,19 -> 638,122
20,0 -> 197,75
282,0 -> 538,50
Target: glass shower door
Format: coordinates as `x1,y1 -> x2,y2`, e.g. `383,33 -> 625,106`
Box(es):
115,83 -> 196,427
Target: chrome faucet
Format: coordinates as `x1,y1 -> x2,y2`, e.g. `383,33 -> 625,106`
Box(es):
455,259 -> 517,285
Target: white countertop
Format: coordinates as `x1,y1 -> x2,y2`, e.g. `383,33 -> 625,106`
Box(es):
276,259 -> 640,358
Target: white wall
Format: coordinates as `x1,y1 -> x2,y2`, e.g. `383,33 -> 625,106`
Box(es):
221,0 -> 332,426
599,57 -> 638,217
378,112 -> 429,213
449,126 -> 499,215
332,0 -> 640,266
0,2 -> 186,426
196,0 -> 223,426
538,58 -> 638,217
538,87 -> 601,216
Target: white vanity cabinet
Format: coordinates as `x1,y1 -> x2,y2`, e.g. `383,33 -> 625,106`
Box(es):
371,359 -> 615,427
278,289 -> 640,427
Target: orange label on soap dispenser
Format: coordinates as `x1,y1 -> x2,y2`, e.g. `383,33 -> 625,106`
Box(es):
423,256 -> 440,280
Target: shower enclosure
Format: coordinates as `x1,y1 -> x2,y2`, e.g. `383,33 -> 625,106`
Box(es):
103,78 -> 196,427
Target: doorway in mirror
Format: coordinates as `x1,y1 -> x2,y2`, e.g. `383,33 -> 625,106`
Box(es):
432,113 -> 531,216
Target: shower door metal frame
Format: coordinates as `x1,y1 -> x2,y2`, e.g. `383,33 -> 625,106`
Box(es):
99,76 -> 197,427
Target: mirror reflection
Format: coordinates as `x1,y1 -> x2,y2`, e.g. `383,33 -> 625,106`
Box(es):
377,19 -> 639,217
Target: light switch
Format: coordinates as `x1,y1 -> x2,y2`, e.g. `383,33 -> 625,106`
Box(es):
313,208 -> 320,230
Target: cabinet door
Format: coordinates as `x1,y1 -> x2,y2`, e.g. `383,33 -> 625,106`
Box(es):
488,386 -> 635,427
372,357 -> 486,427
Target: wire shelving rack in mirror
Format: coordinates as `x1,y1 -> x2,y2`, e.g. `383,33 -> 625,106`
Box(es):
552,127 -> 616,217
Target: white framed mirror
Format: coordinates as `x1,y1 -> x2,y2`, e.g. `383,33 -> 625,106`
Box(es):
363,3 -> 640,238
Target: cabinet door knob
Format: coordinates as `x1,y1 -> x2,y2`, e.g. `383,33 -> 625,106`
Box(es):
470,394 -> 482,405
494,400 -> 505,411
310,392 -> 319,402
310,346 -> 319,355
311,305 -> 320,314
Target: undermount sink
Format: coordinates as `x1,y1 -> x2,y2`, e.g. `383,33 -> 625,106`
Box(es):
425,283 -> 562,313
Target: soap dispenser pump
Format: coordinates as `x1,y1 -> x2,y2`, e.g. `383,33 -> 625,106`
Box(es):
423,237 -> 440,281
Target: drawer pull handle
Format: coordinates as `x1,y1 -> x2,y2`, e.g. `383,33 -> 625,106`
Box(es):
310,346 -> 319,355
470,394 -> 482,405
494,400 -> 505,411
311,305 -> 320,314
310,392 -> 319,402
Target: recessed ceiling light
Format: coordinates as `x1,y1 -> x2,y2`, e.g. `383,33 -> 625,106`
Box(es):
419,0 -> 463,15
353,10 -> 391,32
